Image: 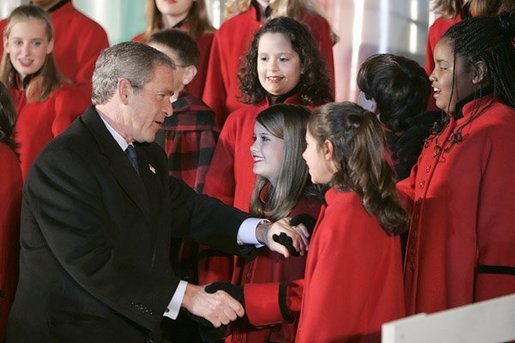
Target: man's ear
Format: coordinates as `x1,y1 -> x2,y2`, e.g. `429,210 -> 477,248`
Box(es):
472,60 -> 488,84
118,78 -> 132,105
181,65 -> 198,86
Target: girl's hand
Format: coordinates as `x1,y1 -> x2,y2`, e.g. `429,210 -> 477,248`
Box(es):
256,218 -> 309,257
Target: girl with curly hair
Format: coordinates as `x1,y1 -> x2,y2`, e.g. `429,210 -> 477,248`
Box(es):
199,16 -> 331,286
202,0 -> 335,125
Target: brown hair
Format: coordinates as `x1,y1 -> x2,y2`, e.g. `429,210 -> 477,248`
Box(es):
141,0 -> 214,42
0,5 -> 63,102
250,104 -> 318,220
308,102 -> 408,235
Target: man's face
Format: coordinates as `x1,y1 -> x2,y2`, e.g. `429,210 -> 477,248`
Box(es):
121,64 -> 175,143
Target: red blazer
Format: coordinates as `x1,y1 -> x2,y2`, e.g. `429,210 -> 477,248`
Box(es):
244,189 -> 405,342
0,2 -> 109,98
201,6 -> 335,125
226,196 -> 321,343
398,96 -> 515,315
203,94 -> 305,211
133,30 -> 214,99
0,143 -> 22,342
11,78 -> 89,179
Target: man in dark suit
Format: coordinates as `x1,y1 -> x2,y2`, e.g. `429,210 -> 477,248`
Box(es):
6,42 -> 306,343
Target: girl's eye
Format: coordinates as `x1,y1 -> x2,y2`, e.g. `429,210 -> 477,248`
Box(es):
279,57 -> 290,62
259,56 -> 268,62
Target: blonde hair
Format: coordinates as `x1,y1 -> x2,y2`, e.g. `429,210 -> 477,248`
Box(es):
0,5 -> 62,102
141,0 -> 214,42
224,0 -> 322,21
431,0 -> 462,18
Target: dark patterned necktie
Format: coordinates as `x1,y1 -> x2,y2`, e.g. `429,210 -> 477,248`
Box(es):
125,145 -> 139,175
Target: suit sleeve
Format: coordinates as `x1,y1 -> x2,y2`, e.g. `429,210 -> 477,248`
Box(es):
167,175 -> 251,255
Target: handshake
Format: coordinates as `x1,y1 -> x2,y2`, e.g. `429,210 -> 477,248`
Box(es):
181,214 -> 316,338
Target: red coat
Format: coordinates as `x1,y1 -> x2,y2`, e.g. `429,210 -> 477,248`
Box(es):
133,30 -> 214,99
398,96 -> 515,315
11,78 -> 89,179
0,143 -> 22,341
0,2 -> 109,98
226,196 -> 321,343
199,95 -> 308,286
201,6 -> 335,125
244,189 -> 405,342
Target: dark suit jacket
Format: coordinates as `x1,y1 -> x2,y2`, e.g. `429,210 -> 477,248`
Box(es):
6,106 -> 251,343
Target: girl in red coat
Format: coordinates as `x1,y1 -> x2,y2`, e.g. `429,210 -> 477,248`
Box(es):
219,104 -> 320,343
199,16 -> 332,285
0,82 -> 22,342
132,0 -> 215,98
0,5 -> 88,179
398,11 -> 515,315
224,102 -> 407,342
202,0 -> 335,125
292,102 -> 407,342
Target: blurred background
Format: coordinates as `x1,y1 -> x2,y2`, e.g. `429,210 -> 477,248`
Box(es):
0,0 -> 433,102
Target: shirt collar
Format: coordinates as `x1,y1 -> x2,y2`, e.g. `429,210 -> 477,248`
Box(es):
99,115 -> 130,151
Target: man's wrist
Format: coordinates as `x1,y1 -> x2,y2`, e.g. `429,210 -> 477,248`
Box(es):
255,220 -> 271,245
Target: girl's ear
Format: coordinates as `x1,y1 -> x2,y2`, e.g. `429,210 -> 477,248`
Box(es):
322,139 -> 334,161
472,60 -> 488,84
46,38 -> 54,55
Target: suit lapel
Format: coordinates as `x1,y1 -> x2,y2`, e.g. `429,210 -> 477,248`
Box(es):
81,107 -> 151,221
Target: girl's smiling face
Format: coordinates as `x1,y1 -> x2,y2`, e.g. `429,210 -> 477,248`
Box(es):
429,38 -> 477,114
4,18 -> 53,80
257,32 -> 302,97
250,121 -> 285,187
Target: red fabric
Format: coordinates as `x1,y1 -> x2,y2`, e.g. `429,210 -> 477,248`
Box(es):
11,77 -> 89,179
242,189 -> 405,342
398,96 -> 515,315
201,6 -> 335,126
226,196 -> 321,343
0,2 -> 109,98
198,94 -> 310,286
0,144 -> 22,342
293,189 -> 405,342
132,30 -> 214,99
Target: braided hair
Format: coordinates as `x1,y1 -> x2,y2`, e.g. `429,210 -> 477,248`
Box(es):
443,10 -> 515,107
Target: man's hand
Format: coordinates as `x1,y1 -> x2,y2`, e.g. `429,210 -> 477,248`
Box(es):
181,283 -> 244,327
256,218 -> 309,257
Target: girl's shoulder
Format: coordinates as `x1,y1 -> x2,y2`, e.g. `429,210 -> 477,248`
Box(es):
324,188 -> 363,211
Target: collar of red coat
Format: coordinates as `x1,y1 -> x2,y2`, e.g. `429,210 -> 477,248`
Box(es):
453,85 -> 495,121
